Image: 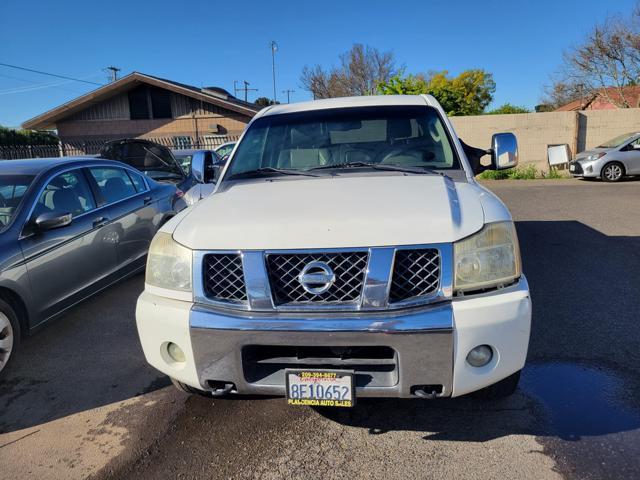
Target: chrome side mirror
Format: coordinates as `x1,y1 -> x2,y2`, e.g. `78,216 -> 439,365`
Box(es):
191,151 -> 206,183
35,212 -> 72,231
491,133 -> 518,170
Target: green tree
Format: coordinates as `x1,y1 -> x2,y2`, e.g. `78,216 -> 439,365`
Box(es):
427,70 -> 496,116
0,126 -> 58,146
377,71 -> 428,95
254,97 -> 279,107
486,103 -> 531,114
377,69 -> 496,116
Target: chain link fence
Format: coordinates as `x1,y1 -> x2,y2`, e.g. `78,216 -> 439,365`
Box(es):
0,135 -> 240,160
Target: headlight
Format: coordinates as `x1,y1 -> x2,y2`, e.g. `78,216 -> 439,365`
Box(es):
146,232 -> 192,292
454,222 -> 521,293
586,152 -> 606,161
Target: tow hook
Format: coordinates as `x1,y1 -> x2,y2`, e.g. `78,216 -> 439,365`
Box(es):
210,382 -> 235,397
412,385 -> 442,399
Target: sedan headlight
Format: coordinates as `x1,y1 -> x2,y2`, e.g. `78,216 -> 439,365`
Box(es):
454,222 -> 521,293
585,152 -> 606,161
146,232 -> 192,292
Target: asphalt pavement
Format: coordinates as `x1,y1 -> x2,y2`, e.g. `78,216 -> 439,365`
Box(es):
1,178 -> 639,480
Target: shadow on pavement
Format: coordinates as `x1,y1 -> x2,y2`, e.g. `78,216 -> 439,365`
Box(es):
0,273 -> 170,434
318,220 -> 640,444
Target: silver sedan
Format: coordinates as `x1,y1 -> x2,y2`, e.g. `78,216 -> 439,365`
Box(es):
570,132 -> 640,182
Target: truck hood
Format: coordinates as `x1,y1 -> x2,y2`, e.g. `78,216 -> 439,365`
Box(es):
172,174 -> 487,250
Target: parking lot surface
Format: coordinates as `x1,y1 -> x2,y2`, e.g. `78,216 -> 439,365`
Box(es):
1,178 -> 639,480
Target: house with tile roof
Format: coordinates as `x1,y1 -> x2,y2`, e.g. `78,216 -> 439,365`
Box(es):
555,86 -> 640,111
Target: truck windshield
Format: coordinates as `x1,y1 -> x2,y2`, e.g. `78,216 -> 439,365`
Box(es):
225,106 -> 461,179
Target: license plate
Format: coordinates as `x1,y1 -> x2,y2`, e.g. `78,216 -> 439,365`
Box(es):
285,369 -> 355,407
570,164 -> 575,171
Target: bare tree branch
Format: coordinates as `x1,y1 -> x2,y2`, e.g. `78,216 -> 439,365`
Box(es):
300,44 -> 397,98
545,4 -> 640,109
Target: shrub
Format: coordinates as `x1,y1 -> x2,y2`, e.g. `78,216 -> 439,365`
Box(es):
477,164 -> 554,180
542,167 -> 566,179
478,169 -> 510,180
507,164 -> 537,179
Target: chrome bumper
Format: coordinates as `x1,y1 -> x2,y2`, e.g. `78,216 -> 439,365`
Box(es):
190,303 -> 454,398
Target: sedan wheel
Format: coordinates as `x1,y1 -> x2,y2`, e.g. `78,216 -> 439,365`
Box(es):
0,311 -> 14,373
602,163 -> 624,182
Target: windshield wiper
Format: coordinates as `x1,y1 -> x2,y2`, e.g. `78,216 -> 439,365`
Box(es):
309,161 -> 437,175
227,167 -> 319,180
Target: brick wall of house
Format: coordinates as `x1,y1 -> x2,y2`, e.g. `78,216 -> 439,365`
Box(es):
55,91 -> 254,143
57,114 -> 251,142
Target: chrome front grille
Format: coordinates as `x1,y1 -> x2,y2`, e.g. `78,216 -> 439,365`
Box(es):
390,249 -> 440,303
202,253 -> 247,302
266,252 -> 368,305
195,244 -> 450,311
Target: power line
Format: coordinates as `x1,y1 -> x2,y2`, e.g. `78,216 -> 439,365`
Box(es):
104,66 -> 121,82
234,80 -> 258,102
0,62 -> 102,86
282,89 -> 295,103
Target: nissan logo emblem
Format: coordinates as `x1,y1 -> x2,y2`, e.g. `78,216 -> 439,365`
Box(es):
298,261 -> 336,295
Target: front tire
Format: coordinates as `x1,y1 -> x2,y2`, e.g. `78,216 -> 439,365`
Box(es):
601,162 -> 625,182
0,299 -> 19,375
473,370 -> 521,399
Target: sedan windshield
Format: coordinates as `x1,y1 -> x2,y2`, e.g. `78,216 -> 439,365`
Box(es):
598,132 -> 639,148
225,106 -> 460,179
0,174 -> 34,228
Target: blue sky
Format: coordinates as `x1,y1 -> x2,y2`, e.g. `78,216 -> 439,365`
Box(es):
0,0 -> 636,127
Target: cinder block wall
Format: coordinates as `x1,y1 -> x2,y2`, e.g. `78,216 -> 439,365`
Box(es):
579,109 -> 640,150
450,108 -> 640,171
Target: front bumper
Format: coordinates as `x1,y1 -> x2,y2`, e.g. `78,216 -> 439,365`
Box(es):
136,277 -> 531,398
569,160 -> 599,178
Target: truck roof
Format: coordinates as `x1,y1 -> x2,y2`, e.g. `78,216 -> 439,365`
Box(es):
257,94 -> 437,118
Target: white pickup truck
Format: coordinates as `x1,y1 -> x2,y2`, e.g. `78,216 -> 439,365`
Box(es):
136,95 -> 531,407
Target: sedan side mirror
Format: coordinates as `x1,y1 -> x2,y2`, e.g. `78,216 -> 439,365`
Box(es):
490,133 -> 518,170
191,151 -> 206,183
35,211 -> 72,231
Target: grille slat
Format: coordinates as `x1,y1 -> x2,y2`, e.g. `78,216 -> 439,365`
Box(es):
266,252 -> 368,305
389,249 -> 440,303
203,253 -> 247,302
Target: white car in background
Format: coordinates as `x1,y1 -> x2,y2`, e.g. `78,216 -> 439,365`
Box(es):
137,95 -> 531,407
569,132 -> 640,182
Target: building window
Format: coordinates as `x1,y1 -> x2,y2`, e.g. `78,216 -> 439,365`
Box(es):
128,86 -> 150,119
150,87 -> 172,118
173,136 -> 192,149
128,85 -> 172,120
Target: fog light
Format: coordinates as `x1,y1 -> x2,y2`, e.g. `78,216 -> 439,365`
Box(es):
167,342 -> 186,363
466,345 -> 493,367
586,165 -> 593,173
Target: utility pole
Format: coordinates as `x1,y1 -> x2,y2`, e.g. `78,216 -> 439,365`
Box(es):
234,80 -> 258,102
270,40 -> 278,102
105,66 -> 121,82
282,89 -> 295,104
